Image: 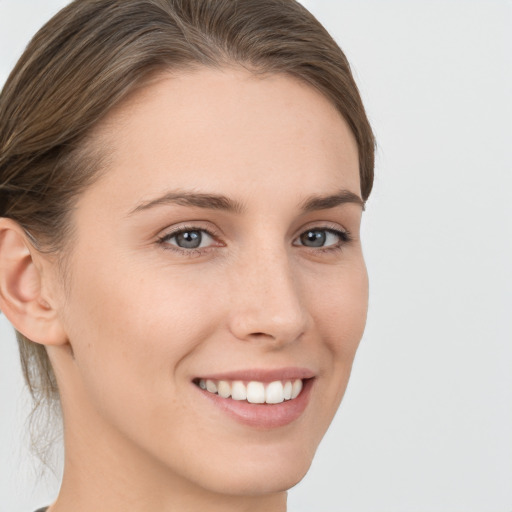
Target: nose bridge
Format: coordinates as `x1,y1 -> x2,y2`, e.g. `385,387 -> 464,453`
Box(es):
228,241 -> 308,345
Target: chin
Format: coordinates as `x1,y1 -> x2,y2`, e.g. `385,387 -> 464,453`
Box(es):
206,459 -> 312,497
187,435 -> 318,497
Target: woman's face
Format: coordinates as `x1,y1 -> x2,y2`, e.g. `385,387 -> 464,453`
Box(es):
50,67 -> 368,497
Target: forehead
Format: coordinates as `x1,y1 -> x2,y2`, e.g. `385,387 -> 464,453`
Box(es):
81,66 -> 360,211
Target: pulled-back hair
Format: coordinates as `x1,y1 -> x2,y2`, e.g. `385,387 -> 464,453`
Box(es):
0,0 -> 374,457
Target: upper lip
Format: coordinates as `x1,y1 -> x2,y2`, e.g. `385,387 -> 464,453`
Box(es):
194,367 -> 316,383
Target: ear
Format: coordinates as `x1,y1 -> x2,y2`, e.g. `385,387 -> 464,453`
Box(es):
0,218 -> 68,346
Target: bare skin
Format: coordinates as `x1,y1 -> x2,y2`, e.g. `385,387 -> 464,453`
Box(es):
0,67 -> 368,512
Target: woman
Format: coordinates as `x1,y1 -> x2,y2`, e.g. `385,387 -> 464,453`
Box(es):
0,0 -> 374,510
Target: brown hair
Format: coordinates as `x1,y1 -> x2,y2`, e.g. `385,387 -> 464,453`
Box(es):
0,0 -> 374,455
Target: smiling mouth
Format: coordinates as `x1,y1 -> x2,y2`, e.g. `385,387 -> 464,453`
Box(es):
193,378 -> 304,404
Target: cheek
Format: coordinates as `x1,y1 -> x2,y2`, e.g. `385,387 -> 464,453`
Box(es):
306,256 -> 368,422
57,261 -> 229,477
60,255 -> 220,413
310,258 -> 369,357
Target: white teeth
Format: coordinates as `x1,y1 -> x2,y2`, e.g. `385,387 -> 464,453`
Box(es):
291,379 -> 303,399
231,381 -> 247,401
283,381 -> 292,400
199,378 -> 305,403
206,379 -> 217,394
247,381 -> 266,404
266,381 -> 284,404
217,380 -> 231,398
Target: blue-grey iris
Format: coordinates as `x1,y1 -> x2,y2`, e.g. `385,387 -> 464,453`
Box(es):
300,230 -> 326,247
176,230 -> 202,249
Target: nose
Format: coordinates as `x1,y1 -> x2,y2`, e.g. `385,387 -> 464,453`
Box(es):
227,247 -> 309,348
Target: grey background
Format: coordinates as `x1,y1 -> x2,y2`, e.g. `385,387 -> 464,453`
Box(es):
1,1 -> 511,511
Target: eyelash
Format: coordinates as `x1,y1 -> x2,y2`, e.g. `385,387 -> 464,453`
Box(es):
157,225 -> 222,257
294,226 -> 353,254
157,224 -> 352,257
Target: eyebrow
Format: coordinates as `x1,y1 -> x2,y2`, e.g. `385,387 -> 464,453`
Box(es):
300,189 -> 365,212
128,188 -> 364,216
128,191 -> 245,216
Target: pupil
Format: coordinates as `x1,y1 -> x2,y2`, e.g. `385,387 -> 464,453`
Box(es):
176,231 -> 202,249
301,230 -> 326,247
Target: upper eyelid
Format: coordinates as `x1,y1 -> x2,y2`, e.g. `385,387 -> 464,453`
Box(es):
158,223 -> 221,240
154,218 -> 351,248
157,222 -> 351,245
159,223 -> 345,235
293,221 -> 349,238
163,228 -> 215,240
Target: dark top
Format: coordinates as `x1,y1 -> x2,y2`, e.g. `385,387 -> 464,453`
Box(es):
34,508 -> 48,512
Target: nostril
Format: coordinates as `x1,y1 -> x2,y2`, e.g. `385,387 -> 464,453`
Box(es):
248,332 -> 279,342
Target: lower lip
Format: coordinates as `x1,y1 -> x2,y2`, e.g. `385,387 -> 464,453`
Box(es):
194,378 -> 314,429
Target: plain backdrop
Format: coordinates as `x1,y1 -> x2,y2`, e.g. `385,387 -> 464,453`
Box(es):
1,1 -> 511,511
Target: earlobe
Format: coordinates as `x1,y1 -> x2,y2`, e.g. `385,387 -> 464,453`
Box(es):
0,218 -> 68,346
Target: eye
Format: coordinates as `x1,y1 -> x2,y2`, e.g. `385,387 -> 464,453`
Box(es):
159,228 -> 216,250
294,228 -> 349,249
